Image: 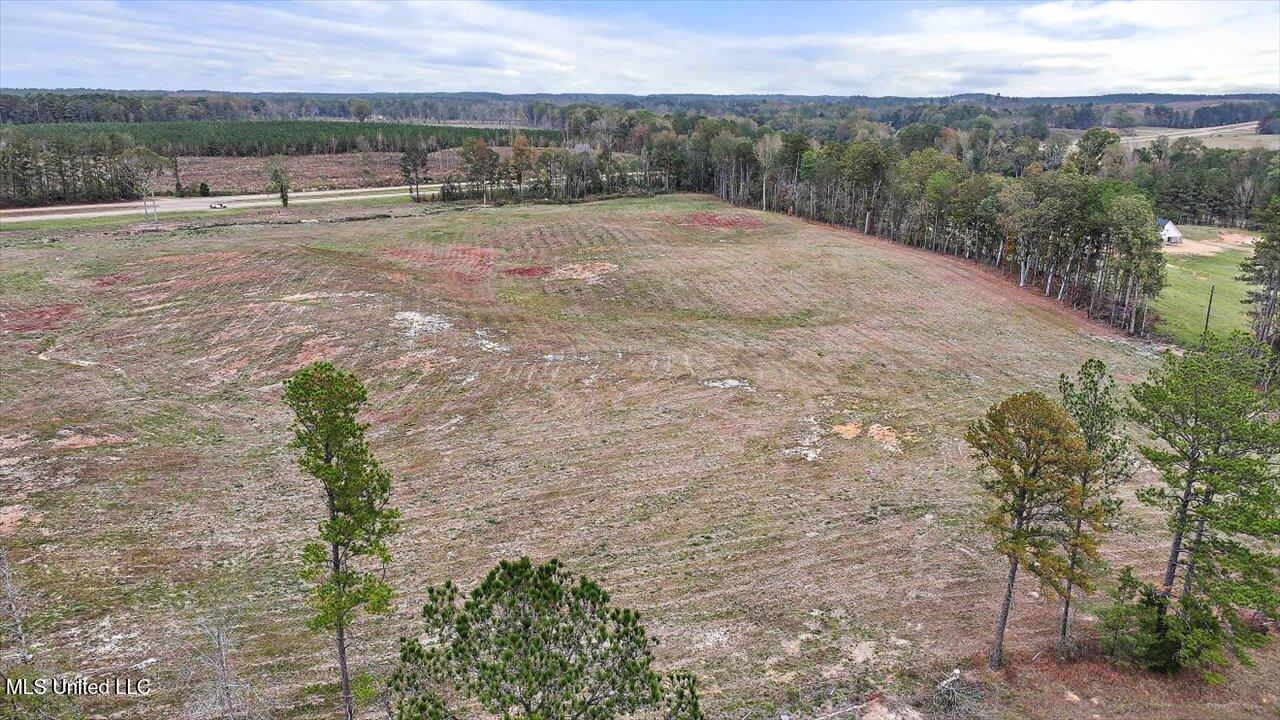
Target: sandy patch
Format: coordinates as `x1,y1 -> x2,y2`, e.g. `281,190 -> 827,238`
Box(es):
280,291 -> 376,302
0,505 -> 40,537
548,262 -> 617,284
1165,231 -> 1257,256
702,378 -> 755,392
832,422 -> 864,439
473,330 -> 510,353
392,311 -> 454,338
867,424 -> 916,453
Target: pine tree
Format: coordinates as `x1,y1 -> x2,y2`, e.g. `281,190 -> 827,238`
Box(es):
966,392 -> 1093,669
1123,333 -> 1280,678
390,557 -> 703,720
284,362 -> 401,720
1240,196 -> 1280,351
1055,359 -> 1131,653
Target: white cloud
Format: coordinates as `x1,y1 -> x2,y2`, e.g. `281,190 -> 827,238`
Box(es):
0,0 -> 1276,96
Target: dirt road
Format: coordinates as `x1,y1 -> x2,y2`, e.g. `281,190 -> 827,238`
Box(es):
0,184 -> 429,224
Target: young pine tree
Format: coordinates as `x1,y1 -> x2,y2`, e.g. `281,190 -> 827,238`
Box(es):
390,557 -> 702,720
966,392 -> 1093,670
284,362 -> 401,720
266,156 -> 291,208
1055,359 -> 1131,652
1120,333 -> 1280,679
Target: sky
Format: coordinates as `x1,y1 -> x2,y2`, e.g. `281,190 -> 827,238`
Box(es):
1,0 -> 1278,97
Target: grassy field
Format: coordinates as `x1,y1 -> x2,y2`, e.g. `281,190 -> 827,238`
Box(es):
1151,226 -> 1254,346
1,195 -> 1274,719
1120,124 -> 1280,150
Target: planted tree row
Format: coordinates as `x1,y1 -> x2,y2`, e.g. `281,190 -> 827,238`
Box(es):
11,120 -> 562,157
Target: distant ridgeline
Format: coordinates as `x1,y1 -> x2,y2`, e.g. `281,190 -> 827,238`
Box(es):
1,89 -> 1277,134
5,120 -> 562,156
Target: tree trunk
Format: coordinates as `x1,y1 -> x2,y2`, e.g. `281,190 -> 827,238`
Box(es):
991,557 -> 1019,670
1161,472 -> 1198,598
331,539 -> 354,720
1058,516 -> 1084,651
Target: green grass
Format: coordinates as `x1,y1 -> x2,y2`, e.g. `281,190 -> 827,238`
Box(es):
1152,249 -> 1251,345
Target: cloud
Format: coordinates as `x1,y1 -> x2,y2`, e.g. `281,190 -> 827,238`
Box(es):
0,0 -> 1276,96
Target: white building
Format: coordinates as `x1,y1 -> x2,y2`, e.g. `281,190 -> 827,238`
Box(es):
1157,218 -> 1183,245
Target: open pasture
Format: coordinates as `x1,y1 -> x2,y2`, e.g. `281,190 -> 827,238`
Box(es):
1,195 -> 1273,719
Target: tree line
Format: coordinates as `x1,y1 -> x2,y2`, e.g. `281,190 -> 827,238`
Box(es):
12,120 -> 561,157
585,119 -> 1168,335
4,90 -> 1274,135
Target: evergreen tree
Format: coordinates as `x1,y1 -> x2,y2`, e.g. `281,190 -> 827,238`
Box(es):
390,557 -> 702,720
1115,333 -> 1280,679
1240,196 -> 1280,351
1055,360 -> 1131,652
284,362 -> 401,720
966,392 -> 1093,669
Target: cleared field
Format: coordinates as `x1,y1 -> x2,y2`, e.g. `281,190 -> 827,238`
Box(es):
1118,123 -> 1280,150
1152,226 -> 1255,346
1,195 -> 1274,719
167,147 -> 531,195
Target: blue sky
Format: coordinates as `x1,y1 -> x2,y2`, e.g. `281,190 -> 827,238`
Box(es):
1,1 -> 1277,96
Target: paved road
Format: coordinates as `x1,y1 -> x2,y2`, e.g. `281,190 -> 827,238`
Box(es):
0,184 -> 432,224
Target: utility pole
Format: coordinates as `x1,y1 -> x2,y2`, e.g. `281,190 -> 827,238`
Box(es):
1203,284 -> 1216,335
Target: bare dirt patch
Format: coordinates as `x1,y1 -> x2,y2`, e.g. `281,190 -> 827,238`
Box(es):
164,147 -> 543,194
681,211 -> 766,230
0,303 -> 77,333
832,422 -> 864,439
0,505 -> 40,537
548,261 -> 618,284
3,194 -> 1254,720
501,265 -> 553,278
50,433 -> 131,450
1165,230 -> 1258,256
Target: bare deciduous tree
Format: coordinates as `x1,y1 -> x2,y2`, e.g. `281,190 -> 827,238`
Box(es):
0,546 -> 33,664
183,613 -> 268,720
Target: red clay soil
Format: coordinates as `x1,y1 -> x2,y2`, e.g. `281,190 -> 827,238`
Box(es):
0,303 -> 77,333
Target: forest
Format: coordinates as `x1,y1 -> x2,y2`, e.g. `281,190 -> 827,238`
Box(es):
10,120 -> 561,156
1,89 -> 1276,134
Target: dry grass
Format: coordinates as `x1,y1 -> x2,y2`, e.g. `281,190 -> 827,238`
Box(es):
166,147 -> 541,194
0,194 -> 1273,719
